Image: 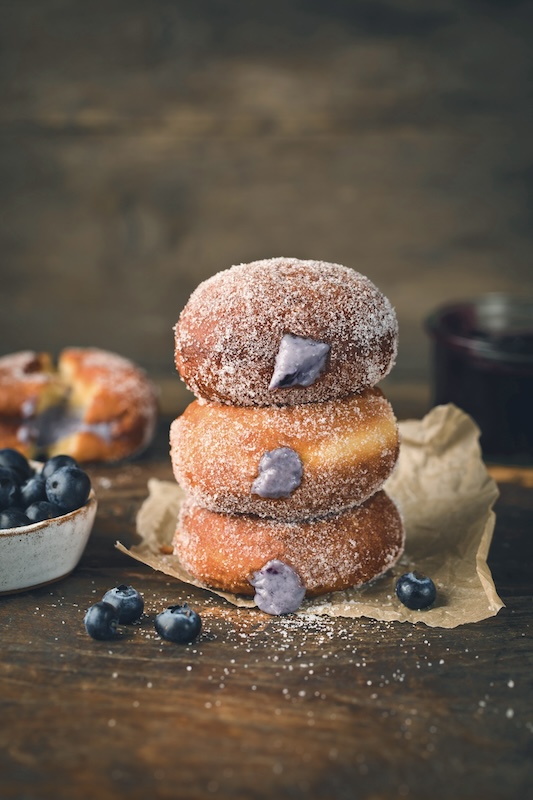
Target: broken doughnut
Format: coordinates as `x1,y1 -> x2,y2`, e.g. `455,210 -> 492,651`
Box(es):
0,348 -> 158,462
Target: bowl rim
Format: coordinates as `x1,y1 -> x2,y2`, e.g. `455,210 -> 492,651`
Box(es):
0,491 -> 97,538
0,459 -> 97,539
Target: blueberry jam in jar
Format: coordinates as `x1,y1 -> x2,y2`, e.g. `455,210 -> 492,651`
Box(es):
425,294 -> 533,460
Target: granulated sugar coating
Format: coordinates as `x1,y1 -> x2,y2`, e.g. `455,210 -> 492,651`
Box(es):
169,257 -> 402,612
174,257 -> 398,406
170,388 -> 399,520
174,491 -> 404,597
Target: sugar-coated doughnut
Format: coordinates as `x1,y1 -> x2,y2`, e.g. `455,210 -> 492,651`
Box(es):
0,348 -> 158,462
170,387 -> 399,521
50,348 -> 158,462
173,490 -> 405,598
174,257 -> 398,406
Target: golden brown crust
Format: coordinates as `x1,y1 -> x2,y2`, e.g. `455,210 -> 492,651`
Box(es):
0,348 -> 158,462
173,491 -> 405,597
55,348 -> 158,462
174,258 -> 398,406
170,387 -> 399,521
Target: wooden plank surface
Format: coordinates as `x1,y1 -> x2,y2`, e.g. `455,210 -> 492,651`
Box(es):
1,414 -> 532,800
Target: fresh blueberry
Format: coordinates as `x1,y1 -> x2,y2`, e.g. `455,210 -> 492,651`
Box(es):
0,448 -> 32,482
0,468 -> 21,510
0,508 -> 31,529
154,603 -> 202,644
20,474 -> 47,507
26,501 -> 64,523
102,585 -> 144,624
84,601 -> 119,640
45,465 -> 91,512
42,454 -> 79,481
396,572 -> 437,610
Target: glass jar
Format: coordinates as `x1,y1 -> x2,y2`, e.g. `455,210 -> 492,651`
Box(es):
425,294 -> 533,460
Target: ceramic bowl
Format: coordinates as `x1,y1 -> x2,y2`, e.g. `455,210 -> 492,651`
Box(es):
0,466 -> 97,594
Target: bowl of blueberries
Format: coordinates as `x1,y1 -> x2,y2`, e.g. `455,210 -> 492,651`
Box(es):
0,448 -> 97,594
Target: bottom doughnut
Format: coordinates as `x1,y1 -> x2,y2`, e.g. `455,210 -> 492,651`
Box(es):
173,491 -> 404,600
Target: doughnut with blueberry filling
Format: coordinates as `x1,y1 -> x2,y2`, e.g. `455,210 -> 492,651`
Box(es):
0,348 -> 158,462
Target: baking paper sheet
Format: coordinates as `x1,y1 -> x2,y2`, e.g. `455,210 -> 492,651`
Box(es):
116,404 -> 503,627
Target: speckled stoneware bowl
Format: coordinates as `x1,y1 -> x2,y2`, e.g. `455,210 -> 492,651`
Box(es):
0,464 -> 97,594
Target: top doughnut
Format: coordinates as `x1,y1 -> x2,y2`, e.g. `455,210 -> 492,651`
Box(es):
174,257 -> 398,406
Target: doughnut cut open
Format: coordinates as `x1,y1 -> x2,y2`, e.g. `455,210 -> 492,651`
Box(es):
0,349 -> 158,462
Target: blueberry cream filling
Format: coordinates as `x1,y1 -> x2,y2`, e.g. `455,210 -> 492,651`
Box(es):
17,399 -> 114,450
269,333 -> 330,390
250,559 -> 306,615
251,447 -> 303,498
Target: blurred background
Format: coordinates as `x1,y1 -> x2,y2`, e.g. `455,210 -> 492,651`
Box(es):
1,0 -> 532,418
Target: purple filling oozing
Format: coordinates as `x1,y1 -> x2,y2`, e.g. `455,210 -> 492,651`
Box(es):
18,405 -> 114,447
251,447 -> 303,499
250,559 -> 306,615
269,333 -> 330,390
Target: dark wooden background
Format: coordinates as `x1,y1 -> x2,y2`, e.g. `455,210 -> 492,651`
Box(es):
1,0 -> 533,389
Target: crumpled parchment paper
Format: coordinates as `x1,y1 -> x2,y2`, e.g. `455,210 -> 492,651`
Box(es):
116,404 -> 503,627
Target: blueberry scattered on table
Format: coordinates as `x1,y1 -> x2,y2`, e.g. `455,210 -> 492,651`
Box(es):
102,585 -> 144,624
154,604 -> 202,644
395,572 -> 437,610
83,585 -> 202,644
0,448 -> 92,526
84,601 -> 120,640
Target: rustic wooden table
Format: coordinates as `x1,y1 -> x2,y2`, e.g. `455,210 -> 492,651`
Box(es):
1,403 -> 532,800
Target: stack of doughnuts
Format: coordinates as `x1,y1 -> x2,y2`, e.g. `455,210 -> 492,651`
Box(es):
0,348 -> 158,463
171,257 -> 404,614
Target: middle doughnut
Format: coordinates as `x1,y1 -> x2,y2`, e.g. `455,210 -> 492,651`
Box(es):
170,386 -> 399,521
